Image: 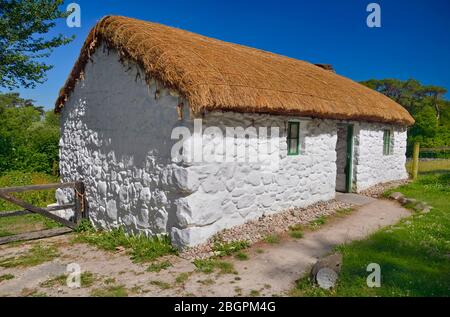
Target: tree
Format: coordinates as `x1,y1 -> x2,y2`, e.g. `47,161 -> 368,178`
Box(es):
360,78 -> 450,150
0,92 -> 59,175
0,0 -> 73,89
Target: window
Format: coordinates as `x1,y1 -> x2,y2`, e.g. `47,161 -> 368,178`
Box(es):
383,129 -> 392,155
287,121 -> 300,155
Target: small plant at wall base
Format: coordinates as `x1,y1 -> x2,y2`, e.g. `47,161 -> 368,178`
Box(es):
193,258 -> 237,275
211,240 -> 250,257
73,227 -> 177,263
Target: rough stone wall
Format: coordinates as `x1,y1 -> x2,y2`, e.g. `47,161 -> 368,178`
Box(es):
170,112 -> 338,247
59,45 -> 189,237
353,122 -> 408,191
59,44 -> 409,248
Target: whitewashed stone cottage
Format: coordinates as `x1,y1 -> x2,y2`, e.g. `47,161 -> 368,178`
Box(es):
55,16 -> 414,247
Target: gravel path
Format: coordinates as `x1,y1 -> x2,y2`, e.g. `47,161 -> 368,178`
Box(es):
0,194 -> 410,297
181,199 -> 354,259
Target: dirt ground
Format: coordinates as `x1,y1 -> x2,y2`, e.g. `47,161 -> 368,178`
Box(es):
0,197 -> 410,297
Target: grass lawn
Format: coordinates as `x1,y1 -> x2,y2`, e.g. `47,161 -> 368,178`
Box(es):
0,172 -> 61,237
406,159 -> 450,174
292,170 -> 450,297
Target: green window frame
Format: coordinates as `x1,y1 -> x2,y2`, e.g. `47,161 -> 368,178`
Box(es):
287,121 -> 300,155
383,129 -> 392,155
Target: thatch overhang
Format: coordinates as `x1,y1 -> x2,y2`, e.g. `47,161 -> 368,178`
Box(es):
55,16 -> 414,126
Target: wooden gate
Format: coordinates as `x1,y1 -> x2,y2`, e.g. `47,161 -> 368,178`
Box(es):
0,181 -> 87,245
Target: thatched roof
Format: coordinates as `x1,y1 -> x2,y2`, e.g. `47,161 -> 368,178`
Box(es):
55,16 -> 414,125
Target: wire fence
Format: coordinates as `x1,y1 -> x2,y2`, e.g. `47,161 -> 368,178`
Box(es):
406,146 -> 450,175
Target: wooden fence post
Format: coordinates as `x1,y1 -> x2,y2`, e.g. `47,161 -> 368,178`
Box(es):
74,181 -> 85,224
412,142 -> 420,180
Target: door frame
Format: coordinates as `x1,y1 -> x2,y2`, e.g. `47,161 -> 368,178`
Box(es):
345,124 -> 354,193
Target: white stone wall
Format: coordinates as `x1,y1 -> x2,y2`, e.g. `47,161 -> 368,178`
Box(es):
59,45 -> 189,237
59,44 -> 409,248
353,122 -> 408,191
170,112 -> 338,247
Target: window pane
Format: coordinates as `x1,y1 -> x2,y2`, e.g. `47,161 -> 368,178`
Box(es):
383,130 -> 389,155
289,123 -> 299,138
289,138 -> 299,154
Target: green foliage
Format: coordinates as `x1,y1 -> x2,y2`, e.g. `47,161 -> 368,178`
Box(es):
146,260 -> 172,272
0,244 -> 59,268
264,233 -> 281,244
0,171 -> 58,210
0,171 -> 61,236
0,0 -> 74,89
90,285 -> 128,297
73,227 -> 177,263
292,172 -> 450,296
74,219 -> 96,233
309,216 -> 327,230
211,240 -> 250,257
249,289 -> 261,297
288,229 -> 304,239
149,280 -> 171,290
175,272 -> 190,284
360,79 -> 450,151
40,274 -> 66,288
234,251 -> 249,261
288,223 -> 305,238
0,92 -> 60,175
193,258 -> 237,274
0,273 -> 14,282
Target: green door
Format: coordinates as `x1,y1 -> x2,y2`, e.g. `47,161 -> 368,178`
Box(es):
345,125 -> 354,193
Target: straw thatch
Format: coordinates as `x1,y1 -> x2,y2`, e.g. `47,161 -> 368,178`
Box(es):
55,16 -> 414,125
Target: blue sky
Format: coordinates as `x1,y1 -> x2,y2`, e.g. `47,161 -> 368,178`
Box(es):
6,0 -> 450,109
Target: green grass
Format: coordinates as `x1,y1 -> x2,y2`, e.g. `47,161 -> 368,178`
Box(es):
0,172 -> 62,237
288,224 -> 305,239
40,271 -> 96,288
146,260 -> 172,272
249,289 -> 261,297
104,277 -> 116,285
308,216 -> 327,230
21,289 -> 48,297
212,240 -> 250,257
292,171 -> 450,297
175,272 -> 190,284
80,272 -> 96,287
197,278 -> 215,286
149,280 -> 172,290
336,207 -> 354,217
0,244 -> 59,268
193,258 -> 237,275
73,227 -> 177,263
264,233 -> 281,244
90,285 -> 128,297
40,274 -> 67,288
0,274 -> 14,282
406,159 -> 450,175
234,251 -> 249,261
